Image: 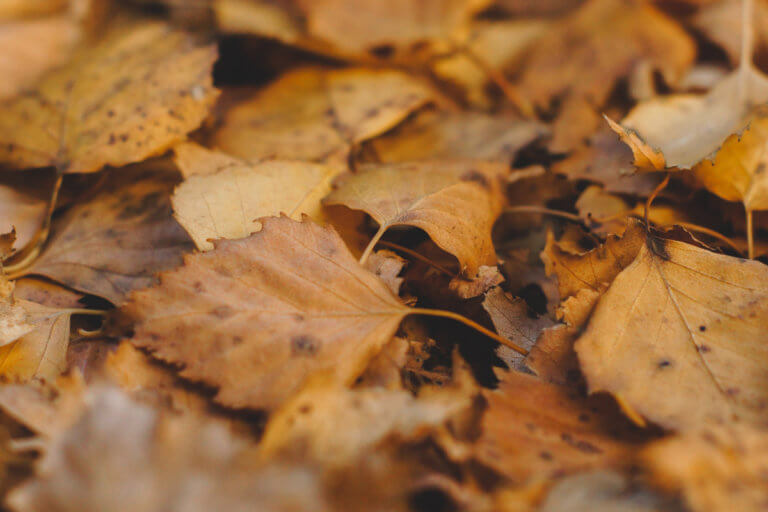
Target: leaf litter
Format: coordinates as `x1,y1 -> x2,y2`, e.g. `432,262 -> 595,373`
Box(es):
0,1 -> 768,511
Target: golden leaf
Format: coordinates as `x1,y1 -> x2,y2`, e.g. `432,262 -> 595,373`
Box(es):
126,216 -> 410,410
324,160 -> 508,277
22,164 -> 193,304
0,19 -> 218,174
210,67 -> 433,164
576,236 -> 768,430
171,142 -> 340,251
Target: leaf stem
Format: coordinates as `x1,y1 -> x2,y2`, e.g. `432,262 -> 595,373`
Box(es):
360,225 -> 387,266
409,307 -> 528,355
644,173 -> 670,232
2,174 -> 63,276
378,240 -> 455,277
663,222 -> 743,255
505,205 -> 583,223
746,207 -> 755,259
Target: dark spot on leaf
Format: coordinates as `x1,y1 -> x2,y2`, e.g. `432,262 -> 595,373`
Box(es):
699,325 -> 706,332
211,306 -> 235,319
369,44 -> 395,59
697,344 -> 711,353
648,236 -> 670,260
539,451 -> 553,461
657,359 -> 672,369
291,335 -> 321,356
232,336 -> 243,345
459,170 -> 491,190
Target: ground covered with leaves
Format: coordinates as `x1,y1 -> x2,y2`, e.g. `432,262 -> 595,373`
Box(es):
0,0 -> 767,510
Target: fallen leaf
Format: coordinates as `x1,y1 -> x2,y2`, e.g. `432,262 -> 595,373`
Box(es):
0,14 -> 79,101
367,109 -> 546,164
258,381 -> 473,465
515,0 -> 694,152
22,163 -> 193,304
295,0 -> 491,59
693,0 -> 768,65
126,216 -> 410,410
525,323 -> 582,385
576,236 -> 768,430
6,387 -> 326,512
0,0 -> 68,19
643,424 -> 768,512
692,107 -> 768,212
492,0 -> 584,17
172,142 -> 340,251
0,373 -> 86,438
482,287 -> 554,371
364,250 -> 407,296
606,11 -> 768,171
0,19 -> 218,174
0,171 -> 52,251
541,221 -> 645,301
475,370 -> 645,484
210,67 -> 433,165
551,131 -> 661,197
428,20 -> 548,107
324,160 -> 508,278
539,470 -> 676,512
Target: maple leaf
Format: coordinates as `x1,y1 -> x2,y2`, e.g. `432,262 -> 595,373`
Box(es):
576,235 -> 768,430
324,160 -> 508,278
475,370 -> 647,484
643,424 -> 768,512
0,19 -> 218,174
515,0 -> 694,152
367,109 -> 546,164
19,164 -> 193,304
210,67 -> 433,165
171,142 -> 340,251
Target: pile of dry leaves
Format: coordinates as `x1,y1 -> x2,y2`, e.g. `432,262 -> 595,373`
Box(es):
1,0 -> 767,510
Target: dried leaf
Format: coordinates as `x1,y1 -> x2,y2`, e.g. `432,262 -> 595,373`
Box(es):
539,470 -> 677,512
693,108 -> 768,212
211,67 -> 433,165
576,236 -> 768,430
516,0 -> 694,152
23,164 -> 193,304
643,425 -> 768,512
367,109 -> 546,164
0,172 -> 51,250
482,287 -> 554,371
325,160 -> 507,278
552,131 -> 661,197
258,381 -> 473,465
606,52 -> 768,170
127,216 -> 409,410
475,370 -> 645,484
364,250 -> 407,296
172,142 -> 340,251
693,0 -> 768,65
0,15 -> 79,100
6,387 -> 325,512
296,0 -> 490,58
0,19 -> 218,173
541,221 -> 645,301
